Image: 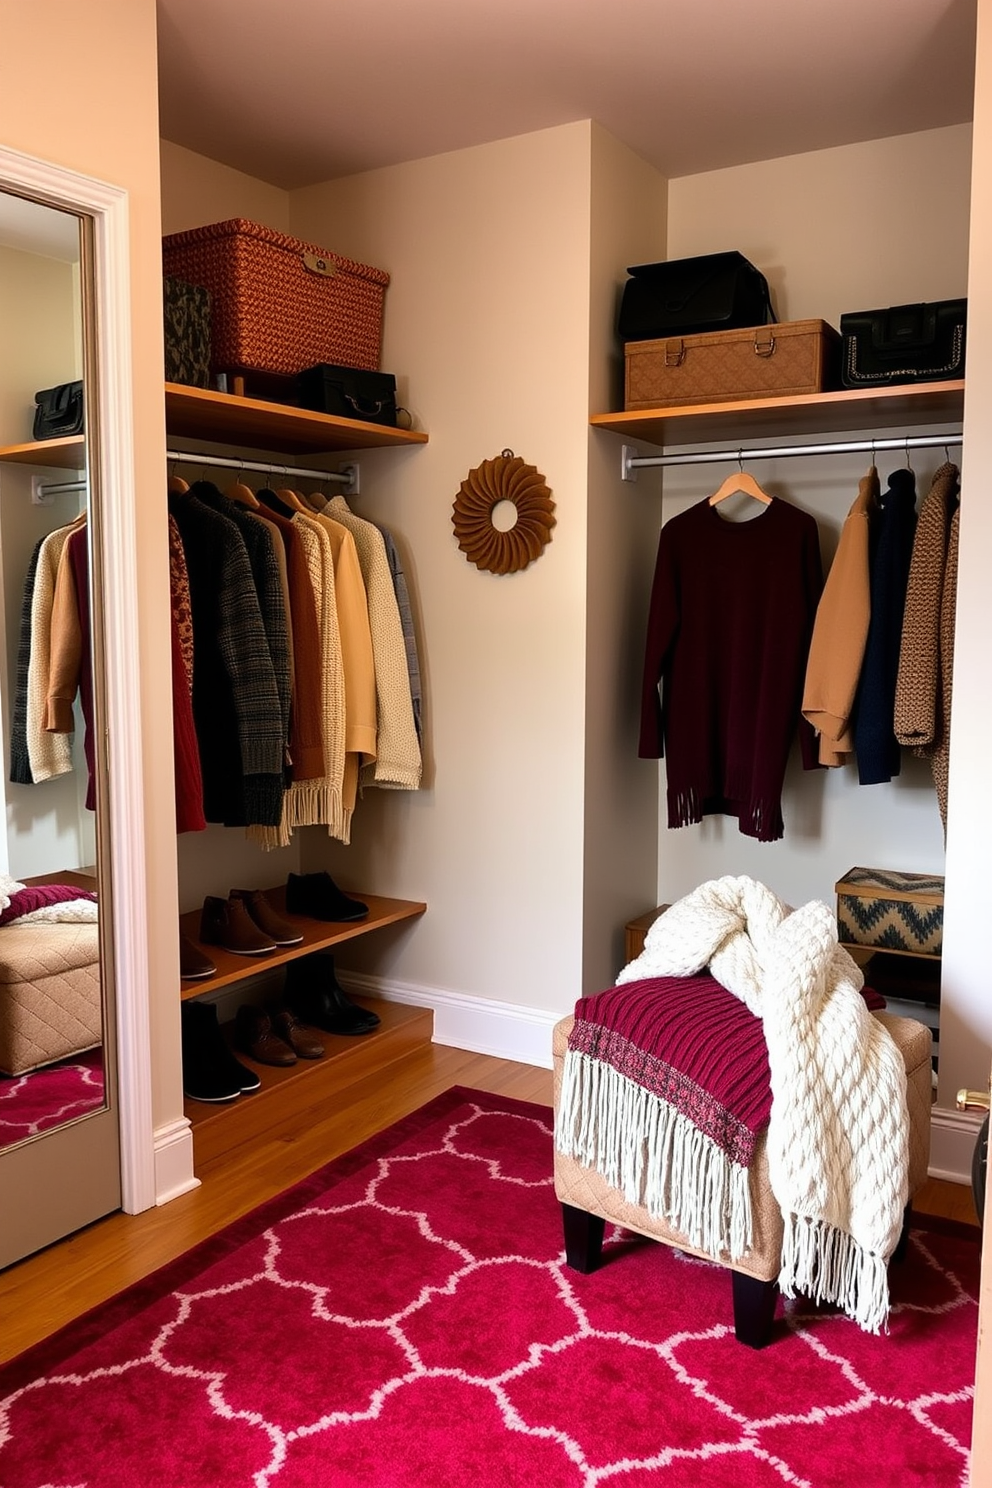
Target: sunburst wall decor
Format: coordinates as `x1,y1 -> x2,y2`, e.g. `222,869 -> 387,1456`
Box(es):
452,450 -> 555,575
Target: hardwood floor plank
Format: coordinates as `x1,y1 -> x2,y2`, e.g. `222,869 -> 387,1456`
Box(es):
0,1041 -> 973,1368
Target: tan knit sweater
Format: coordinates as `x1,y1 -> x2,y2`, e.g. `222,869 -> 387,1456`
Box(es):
27,518 -> 84,781
802,469 -> 878,766
893,462 -> 960,753
323,496 -> 421,791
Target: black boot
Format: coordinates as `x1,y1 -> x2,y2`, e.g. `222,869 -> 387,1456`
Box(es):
285,871 -> 369,923
180,1001 -> 261,1101
284,952 -> 380,1035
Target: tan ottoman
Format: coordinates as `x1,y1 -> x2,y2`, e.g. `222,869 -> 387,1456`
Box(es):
553,1009 -> 933,1346
0,922 -> 102,1075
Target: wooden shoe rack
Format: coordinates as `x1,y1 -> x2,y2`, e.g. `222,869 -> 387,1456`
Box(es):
180,886 -> 427,1169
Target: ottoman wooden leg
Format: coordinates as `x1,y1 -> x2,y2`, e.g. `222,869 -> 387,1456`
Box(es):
562,1203 -> 606,1273
732,1270 -> 778,1348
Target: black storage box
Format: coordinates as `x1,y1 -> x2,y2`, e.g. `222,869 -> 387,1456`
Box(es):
296,363 -> 397,425
840,300 -> 966,388
33,381 -> 84,440
618,251 -> 773,344
164,276 -> 212,388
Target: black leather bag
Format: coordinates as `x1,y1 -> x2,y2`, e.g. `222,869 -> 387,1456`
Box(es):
296,363 -> 397,426
840,300 -> 967,387
618,251 -> 774,344
33,380 -> 84,440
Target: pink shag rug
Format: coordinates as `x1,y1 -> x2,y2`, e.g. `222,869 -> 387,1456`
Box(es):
0,1048 -> 104,1151
0,1087 -> 979,1487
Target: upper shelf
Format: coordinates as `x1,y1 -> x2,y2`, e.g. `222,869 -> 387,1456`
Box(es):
590,380 -> 966,448
0,385 -> 429,470
165,383 -> 429,455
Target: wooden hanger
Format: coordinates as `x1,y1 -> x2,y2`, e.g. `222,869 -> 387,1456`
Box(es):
708,457 -> 773,507
226,475 -> 260,508
167,472 -> 189,493
275,485 -> 308,512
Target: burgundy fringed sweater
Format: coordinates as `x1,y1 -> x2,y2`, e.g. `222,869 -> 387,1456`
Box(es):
639,498 -> 823,842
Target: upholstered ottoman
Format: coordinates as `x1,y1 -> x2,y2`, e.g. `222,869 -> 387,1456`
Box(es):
552,1009 -> 933,1346
0,922 -> 102,1075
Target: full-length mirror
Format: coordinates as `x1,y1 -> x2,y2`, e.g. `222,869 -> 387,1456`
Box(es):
0,185 -> 120,1263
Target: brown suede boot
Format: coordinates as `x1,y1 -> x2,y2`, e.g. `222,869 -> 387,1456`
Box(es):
200,895 -> 277,955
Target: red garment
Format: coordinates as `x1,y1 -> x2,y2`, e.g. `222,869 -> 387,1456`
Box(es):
171,608 -> 206,833
639,498 -> 823,842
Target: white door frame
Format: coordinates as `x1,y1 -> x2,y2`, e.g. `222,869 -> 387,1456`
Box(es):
0,142 -> 154,1213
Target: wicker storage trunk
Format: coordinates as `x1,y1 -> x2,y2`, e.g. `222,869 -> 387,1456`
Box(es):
162,218 -> 389,378
835,867 -> 945,959
624,318 -> 840,410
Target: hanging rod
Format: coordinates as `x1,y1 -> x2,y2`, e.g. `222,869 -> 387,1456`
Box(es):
30,448 -> 361,504
620,431 -> 963,481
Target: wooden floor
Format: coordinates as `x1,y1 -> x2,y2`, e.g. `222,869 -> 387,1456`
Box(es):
0,1041 -> 977,1367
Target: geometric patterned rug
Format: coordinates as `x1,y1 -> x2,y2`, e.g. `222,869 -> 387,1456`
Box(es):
0,1087 -> 978,1487
0,1047 -> 104,1152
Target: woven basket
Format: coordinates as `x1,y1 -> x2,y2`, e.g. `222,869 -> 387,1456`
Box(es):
162,218 -> 389,377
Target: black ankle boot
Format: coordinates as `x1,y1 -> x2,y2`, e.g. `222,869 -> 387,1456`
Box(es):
285,872 -> 369,923
180,1001 -> 262,1101
283,952 -> 380,1035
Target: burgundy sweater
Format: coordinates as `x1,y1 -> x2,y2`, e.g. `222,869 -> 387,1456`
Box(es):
639,498 -> 823,842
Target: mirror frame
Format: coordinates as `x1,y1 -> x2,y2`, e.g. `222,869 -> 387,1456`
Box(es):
0,143 -> 154,1212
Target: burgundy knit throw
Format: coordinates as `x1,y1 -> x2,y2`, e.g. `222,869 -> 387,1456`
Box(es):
569,974 -> 772,1168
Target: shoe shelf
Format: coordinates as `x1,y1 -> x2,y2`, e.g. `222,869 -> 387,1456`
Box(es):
185,998 -> 435,1170
179,889 -> 426,1000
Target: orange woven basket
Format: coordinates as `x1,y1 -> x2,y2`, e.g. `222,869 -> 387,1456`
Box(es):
162,218 -> 389,377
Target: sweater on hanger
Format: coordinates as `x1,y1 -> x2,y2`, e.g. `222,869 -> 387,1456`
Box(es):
9,536 -> 44,785
45,526 -> 94,809
168,491 -> 285,828
379,526 -> 423,743
25,519 -> 81,783
802,467 -> 878,766
323,495 -> 421,791
167,515 -> 206,833
308,511 -> 377,839
639,496 -> 822,843
893,462 -> 960,754
931,505 -> 960,833
191,482 -> 293,766
853,469 -> 918,786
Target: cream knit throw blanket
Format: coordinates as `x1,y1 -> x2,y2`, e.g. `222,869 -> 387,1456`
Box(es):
615,876 -> 909,1333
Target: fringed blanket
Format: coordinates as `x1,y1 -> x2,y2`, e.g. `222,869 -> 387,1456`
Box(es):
559,974 -> 771,1260
558,875 -> 910,1334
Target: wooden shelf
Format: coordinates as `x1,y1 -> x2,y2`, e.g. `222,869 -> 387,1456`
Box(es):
179,889 -> 425,1000
165,382 -> 429,456
0,435 -> 85,469
591,380 -> 965,448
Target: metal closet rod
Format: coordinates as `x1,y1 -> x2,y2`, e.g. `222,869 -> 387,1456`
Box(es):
32,448 -> 359,502
623,430 -> 963,478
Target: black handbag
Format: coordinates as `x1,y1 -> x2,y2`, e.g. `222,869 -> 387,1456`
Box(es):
33,380 -> 84,440
296,363 -> 397,426
618,250 -> 774,344
840,300 -> 967,388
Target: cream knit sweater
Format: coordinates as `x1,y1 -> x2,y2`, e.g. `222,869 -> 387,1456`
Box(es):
323,496 -> 421,791
26,520 -> 82,782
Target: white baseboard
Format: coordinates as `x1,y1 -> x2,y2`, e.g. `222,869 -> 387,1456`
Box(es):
153,1116 -> 199,1204
929,1105 -> 984,1187
341,971 -> 559,1069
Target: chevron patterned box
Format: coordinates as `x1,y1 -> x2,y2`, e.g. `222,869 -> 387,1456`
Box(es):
835,867 -> 944,959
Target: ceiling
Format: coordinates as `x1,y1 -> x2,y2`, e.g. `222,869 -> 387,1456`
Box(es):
156,0 -> 977,191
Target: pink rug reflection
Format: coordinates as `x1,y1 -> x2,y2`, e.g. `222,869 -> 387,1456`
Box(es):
0,1048 -> 104,1150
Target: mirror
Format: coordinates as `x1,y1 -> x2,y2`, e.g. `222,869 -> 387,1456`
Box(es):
0,192 -> 107,1156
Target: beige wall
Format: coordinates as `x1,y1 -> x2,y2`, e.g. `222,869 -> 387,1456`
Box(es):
0,0 -> 179,1136
290,124 -> 596,1016
668,125 -> 972,328
583,125 -> 667,985
957,6 -> 992,1476
160,141 -> 291,236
